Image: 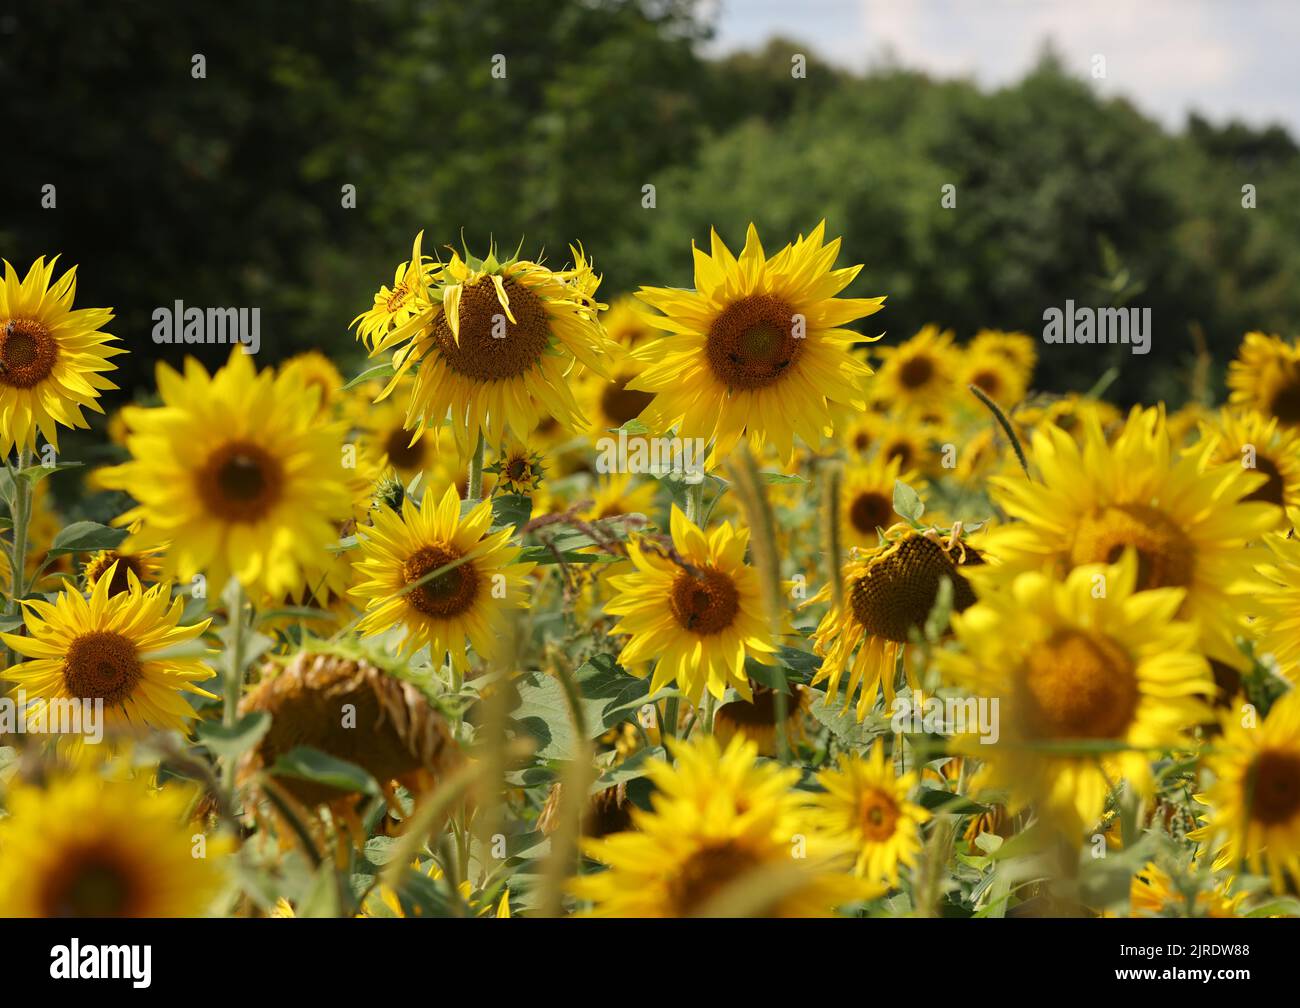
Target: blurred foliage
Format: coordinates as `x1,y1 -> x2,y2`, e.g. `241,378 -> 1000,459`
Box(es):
4,1 -> 1299,407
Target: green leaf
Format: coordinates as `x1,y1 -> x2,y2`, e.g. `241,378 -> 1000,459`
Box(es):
759,471 -> 805,485
255,606 -> 340,626
196,711 -> 271,759
15,461 -> 84,486
892,480 -> 924,523
341,362 -> 395,390
48,521 -> 129,555
807,688 -> 893,748
488,492 -> 531,531
270,746 -> 381,797
916,786 -> 989,815
512,657 -> 655,760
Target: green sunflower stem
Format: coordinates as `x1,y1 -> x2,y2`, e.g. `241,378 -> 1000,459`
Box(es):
4,449 -> 32,668
468,433 -> 486,502
685,477 -> 705,527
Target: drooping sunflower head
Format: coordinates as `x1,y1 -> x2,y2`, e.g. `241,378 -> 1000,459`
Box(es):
1196,407 -> 1300,527
96,349 -> 354,599
570,735 -> 880,917
605,507 -> 777,704
238,641 -> 461,812
987,405 -> 1280,668
0,256 -> 124,454
871,324 -> 956,413
0,768 -> 231,917
808,527 -> 983,721
631,221 -> 885,463
369,239 -> 614,453
351,483 -> 534,669
943,552 -> 1213,839
1191,689 -> 1300,892
810,741 -> 931,885
1228,331 -> 1300,427
2,571 -> 215,755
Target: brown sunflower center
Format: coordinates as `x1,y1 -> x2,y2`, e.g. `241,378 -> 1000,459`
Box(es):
1249,749 -> 1300,826
505,457 -> 529,482
197,441 -> 284,523
669,566 -> 740,635
64,631 -> 143,706
848,490 -> 894,536
666,840 -> 765,916
705,294 -> 803,390
0,318 -> 58,389
1070,503 -> 1194,590
1244,454 -> 1286,507
434,276 -> 551,382
1019,629 -> 1137,740
402,544 -> 479,618
40,853 -> 139,917
87,552 -> 146,596
859,788 -> 901,842
600,373 -> 654,427
852,430 -> 872,453
898,354 -> 935,390
1268,376 -> 1300,426
848,535 -> 978,643
970,369 -> 1001,397
383,426 -> 426,472
883,437 -> 915,470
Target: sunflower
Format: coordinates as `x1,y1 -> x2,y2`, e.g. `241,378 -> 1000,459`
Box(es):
280,349 -> 345,420
350,376 -> 440,481
958,341 -> 1029,410
631,221 -> 885,463
1014,393 -> 1119,445
604,507 -> 777,704
582,472 -> 657,522
810,741 -> 931,885
1121,860 -> 1246,918
968,328 -> 1037,376
486,435 -> 545,496
839,453 -> 922,550
1191,689 -> 1300,892
2,569 -> 215,753
0,768 -> 230,917
1255,534 -> 1300,681
601,294 -> 655,352
351,483 -> 534,669
0,256 -> 123,455
351,231 -> 438,350
942,553 -> 1213,837
96,349 -> 354,598
870,413 -> 948,477
985,406 -> 1279,668
81,548 -> 164,596
870,325 -> 956,415
1197,408 -> 1300,528
1228,331 -> 1300,426
712,683 -> 808,756
363,858 -> 509,918
570,736 -> 879,917
808,527 -> 982,720
367,239 -> 613,453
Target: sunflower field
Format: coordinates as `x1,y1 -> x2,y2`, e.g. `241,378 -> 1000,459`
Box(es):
3,210 -> 1300,926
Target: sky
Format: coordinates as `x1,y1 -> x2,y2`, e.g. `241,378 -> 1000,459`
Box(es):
708,0 -> 1300,135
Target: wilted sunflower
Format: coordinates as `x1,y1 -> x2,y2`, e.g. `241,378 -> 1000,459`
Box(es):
97,350 -> 354,598
840,454 -> 921,550
2,569 -> 215,753
81,548 -> 163,596
1227,331 -> 1300,426
0,256 -> 123,455
810,741 -> 931,885
871,325 -> 956,415
631,221 -> 885,463
1191,689 -> 1300,892
1197,408 -> 1300,528
985,406 -> 1279,669
351,483 -> 533,669
0,769 -> 230,917
368,239 -> 613,453
808,527 -> 982,720
570,736 -> 879,917
238,642 -> 461,813
604,507 -> 777,704
943,554 -> 1213,838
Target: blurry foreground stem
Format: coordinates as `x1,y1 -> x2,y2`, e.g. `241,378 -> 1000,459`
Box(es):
468,433 -> 485,501
4,449 -> 32,666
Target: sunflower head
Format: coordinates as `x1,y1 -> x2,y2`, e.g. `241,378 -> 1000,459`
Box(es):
0,257 -> 123,454
1228,331 -> 1300,426
871,325 -> 956,413
486,436 -> 545,495
1196,407 -> 1300,526
81,548 -> 162,596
